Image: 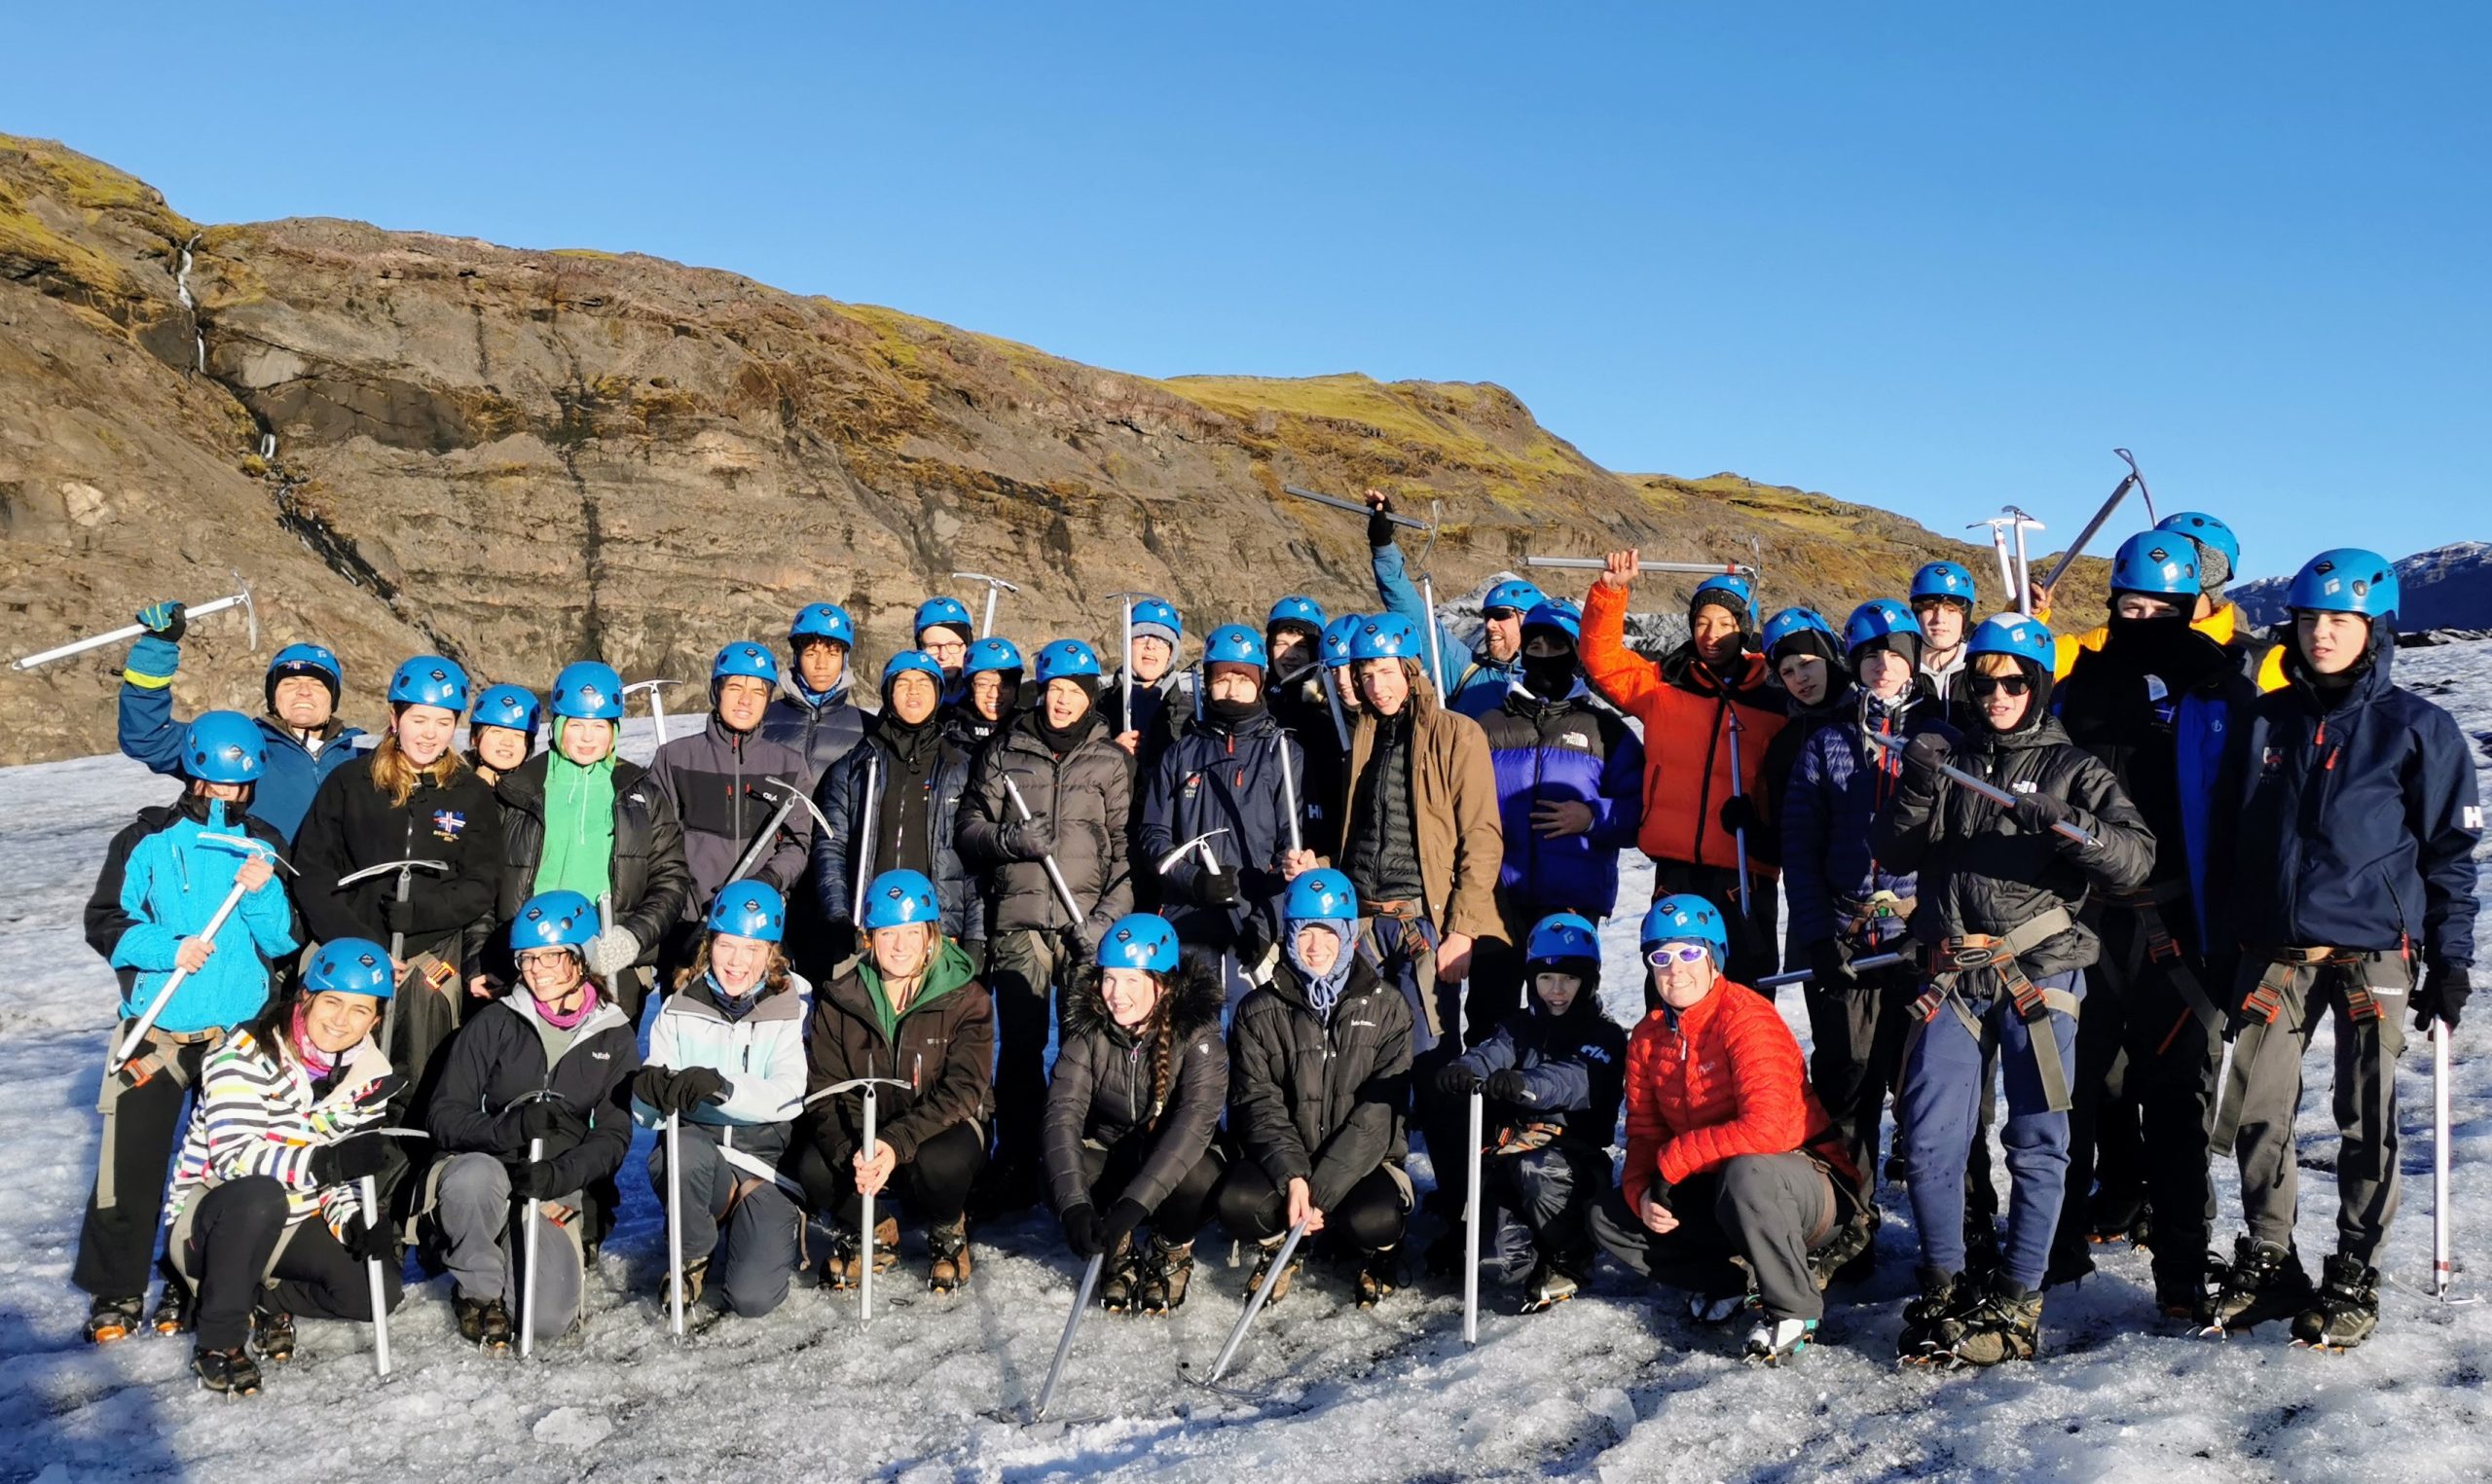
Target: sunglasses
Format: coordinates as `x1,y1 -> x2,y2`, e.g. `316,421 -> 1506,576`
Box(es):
1645,943 -> 1713,966
1968,674 -> 2032,698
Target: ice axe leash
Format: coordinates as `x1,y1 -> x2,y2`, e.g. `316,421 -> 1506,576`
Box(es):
14,569 -> 257,671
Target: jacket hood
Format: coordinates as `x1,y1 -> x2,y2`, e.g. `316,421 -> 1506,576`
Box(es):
834,935 -> 981,1036
1659,642 -> 1772,703
1268,940 -> 1386,1017
1062,958 -> 1227,1046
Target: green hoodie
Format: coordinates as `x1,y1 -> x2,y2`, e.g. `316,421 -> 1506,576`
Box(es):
858,936 -> 979,1043
533,717 -> 617,900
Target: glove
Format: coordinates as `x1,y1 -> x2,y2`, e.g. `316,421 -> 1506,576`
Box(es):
668,1067 -> 729,1112
1434,1062 -> 1485,1097
2011,792 -> 2077,838
309,1132 -> 389,1186
1060,1202 -> 1104,1257
1644,1176 -> 1676,1213
1191,870 -> 1241,909
583,925 -> 641,978
1718,794 -> 1762,836
1368,503 -> 1397,550
137,600 -> 187,642
520,1101 -> 589,1149
1100,1198 -> 1149,1251
1484,1068 -> 1532,1105
1003,817 -> 1057,863
1808,938 -> 1856,989
342,1209 -> 395,1264
511,1159 -> 564,1202
1900,731 -> 1954,786
339,1072 -> 407,1123
2414,962 -> 2471,1031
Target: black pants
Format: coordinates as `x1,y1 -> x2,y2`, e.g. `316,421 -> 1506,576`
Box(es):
792,1121 -> 987,1231
1591,1156 -> 1834,1321
1804,959 -> 1916,1198
183,1176 -> 402,1352
1215,1161 -> 1411,1254
985,927 -> 1079,1181
1081,1139 -> 1223,1242
1651,860 -> 1777,995
74,1036 -> 213,1299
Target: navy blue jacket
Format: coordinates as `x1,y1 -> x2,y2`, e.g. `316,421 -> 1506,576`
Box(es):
118,635 -> 365,843
1448,996 -> 1628,1150
812,718 -> 978,942
2220,628 -> 2481,965
1475,681 -> 1643,920
1138,706 -> 1304,949
1781,685 -> 1953,950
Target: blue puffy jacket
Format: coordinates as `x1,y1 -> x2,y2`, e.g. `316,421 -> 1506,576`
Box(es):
83,800 -> 298,1035
2221,628 -> 2481,966
1138,707 -> 1305,949
1474,681 -> 1642,919
1373,543 -> 1521,718
1448,997 -> 1629,1150
118,635 -> 365,843
1781,686 -> 1955,951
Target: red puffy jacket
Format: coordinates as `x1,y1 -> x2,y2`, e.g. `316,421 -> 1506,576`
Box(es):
1620,975 -> 1854,1211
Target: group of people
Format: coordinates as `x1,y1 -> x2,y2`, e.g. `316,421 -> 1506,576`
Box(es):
71,490 -> 2477,1396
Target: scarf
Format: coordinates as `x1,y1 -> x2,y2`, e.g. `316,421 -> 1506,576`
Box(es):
288,1003 -> 338,1078
1034,704 -> 1103,756
709,970 -> 762,1025
536,980 -> 599,1031
1289,920 -> 1357,1019
533,719 -> 616,900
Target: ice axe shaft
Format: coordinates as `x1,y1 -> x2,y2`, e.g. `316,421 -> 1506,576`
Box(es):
1284,484 -> 1429,530
1725,708 -> 1752,915
666,1111 -> 684,1337
2004,507 -> 2045,617
13,571 -> 256,671
2041,473 -> 2141,592
1277,742 -> 1303,855
1862,732 -> 2096,845
1002,776 -> 1086,925
1756,951 -> 1912,989
727,792 -> 801,887
1318,665 -> 1350,752
360,1174 -> 392,1378
1032,1251 -> 1105,1422
1206,1218 -> 1310,1383
852,753 -> 883,925
1463,1091 -> 1483,1346
1971,519 -> 2017,606
2435,1019 -> 2461,1300
950,572 -> 1020,639
1523,556 -> 1759,577
520,1135 -> 545,1357
1418,574 -> 1448,697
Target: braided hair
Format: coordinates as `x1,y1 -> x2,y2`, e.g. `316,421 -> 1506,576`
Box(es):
1143,975 -> 1178,1128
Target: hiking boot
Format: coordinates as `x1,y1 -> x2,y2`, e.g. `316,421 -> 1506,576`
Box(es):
454,1288 -> 513,1352
151,1280 -> 196,1335
825,1216 -> 900,1290
192,1344 -> 263,1396
84,1294 -> 144,1345
1099,1236 -> 1141,1312
1354,1247 -> 1403,1308
1945,1280 -> 2043,1366
665,1257 -> 708,1313
927,1219 -> 972,1293
1135,1238 -> 1193,1315
1742,1316 -> 1818,1364
2089,1189 -> 2151,1247
249,1301 -> 296,1363
1897,1266 -> 1965,1360
2150,1249 -> 2210,1321
1248,1235 -> 1302,1307
1808,1207 -> 1881,1289
1520,1258 -> 1580,1315
2201,1236 -> 2311,1334
2292,1253 -> 2380,1350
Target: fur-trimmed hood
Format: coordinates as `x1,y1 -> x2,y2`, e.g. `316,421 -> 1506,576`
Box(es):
1061,957 -> 1226,1048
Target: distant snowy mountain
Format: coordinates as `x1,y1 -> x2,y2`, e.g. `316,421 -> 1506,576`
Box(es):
2234,540 -> 2492,632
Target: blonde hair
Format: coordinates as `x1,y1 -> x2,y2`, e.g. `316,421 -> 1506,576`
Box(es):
672,935 -> 796,997
368,729 -> 466,809
1972,653 -> 2023,678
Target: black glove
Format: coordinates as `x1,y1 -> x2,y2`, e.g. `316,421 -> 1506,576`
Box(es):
520,1101 -> 588,1149
1808,937 -> 1856,989
1900,731 -> 1954,786
1061,1202 -> 1104,1257
510,1159 -> 564,1202
378,893 -> 421,935
1101,1198 -> 1150,1252
1718,794 -> 1763,836
342,1209 -> 395,1263
2414,962 -> 2472,1031
2012,792 -> 2077,839
671,1067 -> 729,1111
1484,1068 -> 1532,1105
137,600 -> 187,642
1191,870 -> 1241,909
1003,817 -> 1056,862
1368,501 -> 1397,550
1434,1062 -> 1484,1097
309,1132 -> 389,1186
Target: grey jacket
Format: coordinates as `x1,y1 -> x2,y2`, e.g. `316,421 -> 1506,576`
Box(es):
651,715 -> 816,917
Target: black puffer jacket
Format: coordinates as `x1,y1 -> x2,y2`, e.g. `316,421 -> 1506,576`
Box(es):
294,752 -> 502,964
956,707 -> 1134,939
813,714 -> 978,942
1873,712 -> 2155,980
426,991 -> 641,1213
1228,947 -> 1412,1212
761,678 -> 871,778
1043,960 -> 1228,1217
491,753 -> 693,974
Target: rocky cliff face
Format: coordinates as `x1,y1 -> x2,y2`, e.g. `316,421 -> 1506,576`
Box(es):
0,136 -> 2093,766
2232,541 -> 2492,634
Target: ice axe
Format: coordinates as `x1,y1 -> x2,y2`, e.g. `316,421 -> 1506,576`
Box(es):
14,569 -> 257,671
1105,592 -> 1153,736
726,778 -> 832,888
811,1076 -> 913,1325
950,572 -> 1020,639
851,752 -> 884,925
1969,517 -> 2018,610
2431,1020 -> 2476,1304
1724,707 -> 1753,916
1860,732 -> 2098,846
1154,827 -> 1230,880
2112,447 -> 2162,525
359,1174 -> 395,1377
1755,951 -> 1914,990
624,679 -> 682,748
1463,1089 -> 1484,1345
497,1087 -> 575,1359
1523,556 -> 1760,578
1276,741 -> 1304,856
336,855 -> 452,1058
1002,776 -> 1087,926
1284,484 -> 1429,531
2041,463 -> 2147,593
1198,1217 -> 1310,1385
108,834 -> 292,1075
2002,507 -> 2046,617
1031,1251 -> 1106,1423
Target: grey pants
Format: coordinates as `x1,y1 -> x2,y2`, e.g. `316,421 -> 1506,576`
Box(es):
433,1151 -> 585,1345
1592,1152 -> 1835,1321
648,1129 -> 801,1318
2225,960 -> 2407,1263
988,925 -> 1078,1176
1481,1140 -> 1606,1274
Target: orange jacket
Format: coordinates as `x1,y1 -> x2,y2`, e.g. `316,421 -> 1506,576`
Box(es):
1620,976 -> 1853,1210
1579,583 -> 1786,875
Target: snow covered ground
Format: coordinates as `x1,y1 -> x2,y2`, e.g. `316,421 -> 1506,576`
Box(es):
6,657 -> 2491,1484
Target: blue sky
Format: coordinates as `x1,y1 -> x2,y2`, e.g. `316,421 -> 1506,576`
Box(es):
15,3 -> 2484,581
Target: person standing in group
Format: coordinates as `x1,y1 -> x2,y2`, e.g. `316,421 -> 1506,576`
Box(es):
463,685 -> 539,787
764,603 -> 872,981
914,596 -> 978,699
949,636 -> 1024,753
1908,561 -> 1979,707
1361,489 -> 1544,718
1754,607 -> 1849,858
1264,596 -> 1348,849
814,652 -> 981,975
651,642 -> 816,987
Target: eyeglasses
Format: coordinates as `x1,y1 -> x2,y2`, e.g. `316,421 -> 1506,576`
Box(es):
1645,943 -> 1713,966
1967,674 -> 2032,698
517,950 -> 580,973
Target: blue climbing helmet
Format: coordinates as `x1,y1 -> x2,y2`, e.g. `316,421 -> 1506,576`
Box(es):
471,684 -> 541,736
549,661 -> 624,721
708,881 -> 788,944
1525,912 -> 1602,967
1348,612 -> 1420,662
1639,893 -> 1728,963
1965,614 -> 2056,670
2155,513 -> 2240,591
1283,868 -> 1359,923
183,710 -> 268,784
1096,913 -> 1181,973
1760,607 -> 1840,666
1321,614 -> 1363,670
861,869 -> 942,931
302,937 -> 396,1000
2107,531 -> 2200,598
882,651 -> 946,690
1911,561 -> 1979,610
1843,599 -> 1924,668
1482,578 -> 1547,617
1521,599 -> 1582,644
2286,548 -> 2400,620
1035,638 -> 1103,684
1266,595 -> 1328,635
712,640 -> 780,691
265,643 -> 344,706
387,655 -> 470,712
914,597 -> 975,640
1202,623 -> 1267,670
789,602 -> 857,649
510,889 -> 599,953
1689,573 -> 1758,631
1127,597 -> 1183,643
964,636 -> 1024,676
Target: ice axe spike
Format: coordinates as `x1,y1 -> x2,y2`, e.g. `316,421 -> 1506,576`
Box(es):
13,569 -> 257,671
950,571 -> 1021,639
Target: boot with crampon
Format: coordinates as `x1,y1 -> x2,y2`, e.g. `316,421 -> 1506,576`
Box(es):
2200,1235 -> 2311,1334
2291,1253 -> 2379,1350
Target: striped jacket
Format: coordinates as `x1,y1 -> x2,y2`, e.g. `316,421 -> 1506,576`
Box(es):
164,1027 -> 393,1240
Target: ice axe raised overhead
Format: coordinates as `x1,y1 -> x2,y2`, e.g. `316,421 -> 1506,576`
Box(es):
15,569 -> 258,671
1523,555 -> 1759,578
949,571 -> 1021,638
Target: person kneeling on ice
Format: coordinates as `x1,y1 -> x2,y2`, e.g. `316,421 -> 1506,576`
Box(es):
635,882 -> 810,1321
422,890 -> 641,1352
1216,870 -> 1416,1308
164,939 -> 406,1395
1871,616 -> 2152,1365
77,712 -> 299,1345
1044,914 -> 1228,1314
1592,895 -> 1859,1364
795,870 -> 994,1294
1433,912 -> 1626,1313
